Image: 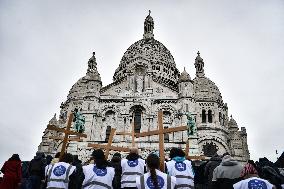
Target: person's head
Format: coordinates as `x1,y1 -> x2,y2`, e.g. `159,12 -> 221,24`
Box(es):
146,153 -> 160,189
9,154 -> 20,161
222,155 -> 233,162
60,153 -> 73,164
146,153 -> 160,170
126,147 -> 140,160
113,152 -> 121,159
111,152 -> 122,163
240,163 -> 258,179
222,152 -> 230,157
92,149 -> 108,169
248,160 -> 257,169
169,147 -> 185,159
35,151 -> 45,159
129,147 -> 139,155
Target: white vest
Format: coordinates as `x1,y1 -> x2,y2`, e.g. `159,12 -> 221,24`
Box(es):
136,169 -> 176,189
233,177 -> 274,189
166,159 -> 194,189
121,158 -> 145,188
82,164 -> 115,189
46,162 -> 76,189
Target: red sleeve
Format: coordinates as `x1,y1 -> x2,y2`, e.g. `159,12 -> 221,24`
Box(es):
17,161 -> 22,183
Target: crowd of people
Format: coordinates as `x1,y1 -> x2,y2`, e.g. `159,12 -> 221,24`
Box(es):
0,148 -> 284,189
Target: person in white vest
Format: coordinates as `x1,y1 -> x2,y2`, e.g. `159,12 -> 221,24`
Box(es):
136,153 -> 176,189
121,147 -> 145,189
165,148 -> 194,189
233,163 -> 276,189
81,149 -> 115,189
45,153 -> 76,189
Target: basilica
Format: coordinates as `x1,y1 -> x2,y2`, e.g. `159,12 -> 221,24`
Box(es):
38,12 -> 250,162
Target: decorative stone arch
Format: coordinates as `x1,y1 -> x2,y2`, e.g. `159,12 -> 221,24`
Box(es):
198,136 -> 230,156
129,105 -> 146,133
156,104 -> 176,115
101,104 -> 121,119
130,102 -> 151,116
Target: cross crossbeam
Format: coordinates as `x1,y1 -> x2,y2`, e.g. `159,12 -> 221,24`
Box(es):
88,128 -> 130,159
47,113 -> 87,159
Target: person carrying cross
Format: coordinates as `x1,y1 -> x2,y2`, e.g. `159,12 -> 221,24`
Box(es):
136,153 -> 176,189
45,153 -> 76,189
121,147 -> 146,189
81,149 -> 115,189
166,148 -> 195,189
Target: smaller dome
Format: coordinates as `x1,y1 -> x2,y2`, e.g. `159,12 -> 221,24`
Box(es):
178,67 -> 191,82
193,77 -> 223,103
228,115 -> 238,128
49,114 -> 58,125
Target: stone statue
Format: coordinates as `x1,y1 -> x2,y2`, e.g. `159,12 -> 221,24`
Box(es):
176,111 -> 197,136
136,75 -> 144,92
195,51 -> 204,73
185,112 -> 197,136
73,108 -> 86,133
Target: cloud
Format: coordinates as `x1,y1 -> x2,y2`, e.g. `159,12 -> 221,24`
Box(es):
0,0 -> 283,165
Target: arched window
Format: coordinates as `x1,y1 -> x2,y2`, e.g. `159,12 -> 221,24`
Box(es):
202,109 -> 206,123
208,110 -> 213,123
134,109 -> 142,133
222,114 -> 225,126
105,126 -> 111,142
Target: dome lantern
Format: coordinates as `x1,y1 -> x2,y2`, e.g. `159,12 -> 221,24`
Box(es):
143,10 -> 154,39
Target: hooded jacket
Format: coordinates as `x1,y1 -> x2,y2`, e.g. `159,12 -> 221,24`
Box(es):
212,155 -> 243,189
29,152 -> 46,179
204,155 -> 222,188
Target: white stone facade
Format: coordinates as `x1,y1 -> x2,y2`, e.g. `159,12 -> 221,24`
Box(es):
38,13 -> 250,162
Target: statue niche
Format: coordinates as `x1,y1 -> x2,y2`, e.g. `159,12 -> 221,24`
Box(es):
134,65 -> 146,93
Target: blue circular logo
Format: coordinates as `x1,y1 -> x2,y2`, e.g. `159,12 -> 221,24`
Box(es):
53,165 -> 66,176
93,166 -> 107,176
248,179 -> 267,189
127,159 -> 138,167
175,162 -> 186,171
146,175 -> 165,189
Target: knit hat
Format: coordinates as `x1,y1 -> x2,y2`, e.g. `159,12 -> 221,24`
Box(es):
240,163 -> 258,177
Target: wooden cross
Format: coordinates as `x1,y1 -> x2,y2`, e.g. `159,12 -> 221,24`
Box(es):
116,110 -> 188,171
47,113 -> 87,159
116,119 -> 136,147
88,128 -> 130,159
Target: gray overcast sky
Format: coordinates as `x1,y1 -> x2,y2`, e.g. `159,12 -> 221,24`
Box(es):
0,0 -> 284,166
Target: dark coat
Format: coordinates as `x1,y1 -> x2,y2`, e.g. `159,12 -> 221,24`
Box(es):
193,161 -> 208,189
28,154 -> 46,179
204,155 -> 222,188
110,156 -> 122,189
212,156 -> 243,189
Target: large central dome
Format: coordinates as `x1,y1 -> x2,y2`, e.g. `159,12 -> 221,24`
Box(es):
113,12 -> 180,91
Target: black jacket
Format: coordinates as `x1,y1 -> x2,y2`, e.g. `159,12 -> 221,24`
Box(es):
204,155 -> 221,188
